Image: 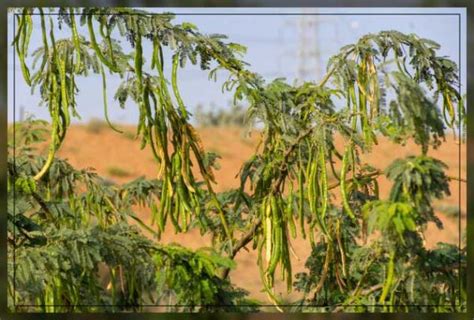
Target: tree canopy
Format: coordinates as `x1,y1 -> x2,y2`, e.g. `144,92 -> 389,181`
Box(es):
8,7 -> 466,312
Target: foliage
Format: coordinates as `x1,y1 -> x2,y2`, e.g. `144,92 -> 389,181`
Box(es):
9,7 -> 466,313
8,118 -> 250,312
385,155 -> 450,227
154,246 -> 259,312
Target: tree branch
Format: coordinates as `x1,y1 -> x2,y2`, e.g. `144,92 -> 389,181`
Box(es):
222,126 -> 319,279
332,284 -> 384,312
221,131 -> 383,280
448,175 -> 467,183
272,126 -> 317,193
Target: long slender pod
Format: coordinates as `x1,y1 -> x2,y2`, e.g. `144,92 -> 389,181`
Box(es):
14,9 -> 32,85
100,64 -> 123,133
340,144 -> 356,220
319,144 -> 328,219
69,8 -> 82,72
379,251 -> 396,304
87,12 -> 118,72
171,53 -> 188,119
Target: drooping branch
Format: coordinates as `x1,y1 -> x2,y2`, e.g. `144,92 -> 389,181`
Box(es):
229,169 -> 383,255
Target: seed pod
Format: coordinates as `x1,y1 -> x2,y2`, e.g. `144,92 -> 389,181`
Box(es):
103,18 -> 116,65
266,196 -> 282,286
349,84 -> 358,130
69,8 -> 82,72
443,91 -> 455,128
341,145 -> 356,220
307,158 -> 317,212
34,70 -> 59,180
15,12 -> 32,85
172,53 -> 188,119
310,151 -> 331,240
170,199 -> 181,233
24,14 -> 33,58
286,184 -> 297,239
379,251 -> 396,304
281,227 -> 292,292
297,166 -> 306,239
264,197 -> 272,263
319,145 -> 328,219
328,149 -> 341,181
179,196 -> 187,232
308,159 -> 320,227
177,178 -> 192,213
57,57 -> 70,127
87,14 -> 118,72
180,136 -> 196,193
37,9 -> 49,76
157,180 -> 168,231
336,219 -> 347,278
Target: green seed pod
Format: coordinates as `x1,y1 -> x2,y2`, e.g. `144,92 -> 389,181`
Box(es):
99,64 -> 122,133
286,185 -> 297,239
170,199 -> 181,234
379,251 -> 396,304
15,13 -> 31,85
58,58 -> 70,127
180,197 -> 188,232
172,53 -> 188,119
341,145 -> 356,220
87,14 -> 118,72
319,145 -> 328,219
177,179 -> 192,213
297,165 -> 306,239
37,9 -> 49,76
264,197 -> 272,263
69,8 -> 82,72
266,210 -> 281,286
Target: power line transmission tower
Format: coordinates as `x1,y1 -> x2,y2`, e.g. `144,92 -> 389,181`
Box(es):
278,10 -> 341,85
296,15 -> 321,84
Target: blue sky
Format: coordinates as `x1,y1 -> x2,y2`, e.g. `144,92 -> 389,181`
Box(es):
7,7 -> 467,124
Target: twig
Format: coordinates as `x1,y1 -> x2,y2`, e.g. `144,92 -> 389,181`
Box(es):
448,175 -> 467,183
328,169 -> 382,190
273,126 -> 317,193
332,284 -> 383,312
311,243 -> 333,301
221,217 -> 261,279
31,191 -> 53,219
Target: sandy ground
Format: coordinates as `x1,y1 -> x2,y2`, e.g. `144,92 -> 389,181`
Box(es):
42,124 -> 466,303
